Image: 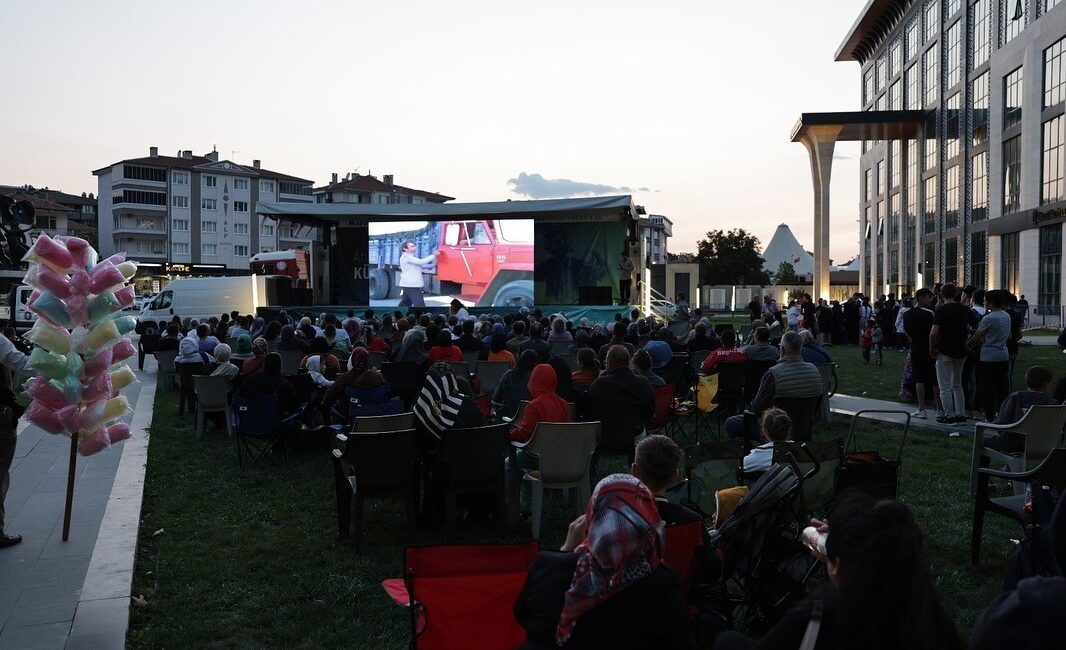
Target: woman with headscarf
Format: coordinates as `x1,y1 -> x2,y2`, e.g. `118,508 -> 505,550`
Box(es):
301,336 -> 341,380
487,332 -> 516,367
343,317 -> 361,346
231,334 -> 254,360
262,320 -> 282,352
176,335 -> 210,365
427,329 -> 463,364
277,325 -> 310,353
413,362 -> 483,445
304,355 -> 334,388
240,337 -> 270,376
320,348 -> 393,419
569,330 -> 591,354
588,324 -> 609,353
548,355 -> 582,403
493,349 -> 538,418
514,474 -> 690,649
394,327 -> 429,366
389,318 -> 409,350
298,317 -> 318,342
249,316 -> 266,341
379,314 -> 395,340
208,343 -> 239,380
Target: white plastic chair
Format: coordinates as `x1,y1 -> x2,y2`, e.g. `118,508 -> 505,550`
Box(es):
193,375 -> 233,439
154,349 -> 178,391
972,404 -> 1066,496
512,421 -> 600,539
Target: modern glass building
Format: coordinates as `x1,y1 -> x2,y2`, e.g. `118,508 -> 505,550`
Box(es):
842,0 -> 1066,314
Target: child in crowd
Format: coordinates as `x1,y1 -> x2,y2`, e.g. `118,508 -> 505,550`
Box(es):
871,320 -> 884,366
860,319 -> 874,364
985,366 -> 1058,451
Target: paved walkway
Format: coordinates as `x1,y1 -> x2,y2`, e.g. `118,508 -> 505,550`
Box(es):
0,361 -> 154,650
829,392 -> 978,436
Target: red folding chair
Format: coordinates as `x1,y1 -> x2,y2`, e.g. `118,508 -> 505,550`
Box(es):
646,384 -> 677,433
382,541 -> 540,650
663,520 -> 704,597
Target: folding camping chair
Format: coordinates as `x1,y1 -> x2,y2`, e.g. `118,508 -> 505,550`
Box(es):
278,349 -> 304,376
836,409 -> 910,500
646,384 -> 677,433
233,393 -> 305,468
772,396 -> 823,443
664,520 -> 705,597
381,541 -> 540,650
583,398 -> 645,467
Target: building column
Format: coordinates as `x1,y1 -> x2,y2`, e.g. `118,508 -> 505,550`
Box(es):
987,234 -> 1002,289
801,130 -> 835,300
1019,229 -> 1040,302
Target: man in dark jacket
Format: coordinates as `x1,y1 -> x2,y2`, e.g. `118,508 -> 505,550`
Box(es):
519,322 -> 551,363
585,345 -> 655,420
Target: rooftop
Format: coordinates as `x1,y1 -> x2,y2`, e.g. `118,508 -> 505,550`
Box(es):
92,150 -> 313,184
314,173 -> 454,202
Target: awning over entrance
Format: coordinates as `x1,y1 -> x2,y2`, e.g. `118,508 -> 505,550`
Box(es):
790,110 -> 925,143
789,110 -> 924,300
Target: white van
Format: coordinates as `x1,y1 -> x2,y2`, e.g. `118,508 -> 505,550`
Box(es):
140,275 -> 284,326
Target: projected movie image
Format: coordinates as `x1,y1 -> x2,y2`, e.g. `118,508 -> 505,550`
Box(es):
367,219 -> 535,308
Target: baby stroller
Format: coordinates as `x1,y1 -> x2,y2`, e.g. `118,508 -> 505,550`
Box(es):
708,446 -> 822,632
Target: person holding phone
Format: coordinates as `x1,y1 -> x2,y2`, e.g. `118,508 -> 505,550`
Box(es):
397,240 -> 438,308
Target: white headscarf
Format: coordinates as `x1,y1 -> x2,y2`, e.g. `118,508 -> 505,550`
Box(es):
304,355 -> 333,387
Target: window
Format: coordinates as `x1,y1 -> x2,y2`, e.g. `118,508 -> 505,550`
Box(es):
259,180 -> 275,193
1043,116 -> 1065,204
172,171 -> 189,185
906,140 -> 919,284
905,64 -> 920,109
1003,136 -> 1022,214
863,68 -> 874,105
972,72 -> 989,145
924,46 -> 939,106
973,0 -> 991,67
123,165 -> 166,182
233,245 -> 249,257
945,93 -> 961,160
890,41 -> 902,78
234,178 -> 249,191
172,195 -> 188,209
945,21 -> 961,88
1039,224 -> 1062,311
202,220 -> 217,233
278,225 -> 295,238
877,93 -> 887,111
234,222 -> 249,235
865,168 -> 873,203
172,218 -> 189,232
925,0 -> 939,41
907,20 -> 920,60
201,198 -> 216,210
1045,37 -> 1066,107
172,242 -> 189,255
924,176 -> 938,234
261,223 -> 275,236
279,181 -> 311,196
1047,0 -> 1064,13
945,0 -> 960,17
202,244 -> 217,256
946,165 -> 960,228
114,190 -> 166,206
972,151 -> 988,221
34,214 -> 57,230
233,200 -> 248,213
377,194 -> 389,204
876,56 -> 887,90
971,232 -> 987,288
889,80 -> 901,110
203,175 -> 216,188
1002,0 -> 1025,45
943,237 -> 959,284
924,241 -> 937,282
891,141 -> 901,189
1001,232 -> 1020,294
876,160 -> 885,196
924,112 -> 938,171
1004,67 -> 1024,131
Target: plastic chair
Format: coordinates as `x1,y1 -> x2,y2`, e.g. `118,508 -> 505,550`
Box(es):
512,421 -> 600,539
434,423 -> 511,537
381,362 -> 423,407
663,520 -> 704,597
559,353 -> 579,372
971,448 -> 1066,564
354,411 -> 415,433
176,361 -> 204,415
368,350 -> 387,369
381,541 -> 540,650
972,405 -> 1066,496
689,350 -> 711,373
772,395 -> 823,442
138,333 -> 159,371
448,361 -> 472,381
461,350 -> 480,366
332,428 -> 419,549
475,361 -> 512,396
278,349 -> 304,376
771,438 -> 843,514
743,360 -> 776,405
154,349 -> 178,391
192,375 -> 233,440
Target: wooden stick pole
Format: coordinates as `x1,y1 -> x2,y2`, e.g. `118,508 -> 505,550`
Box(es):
62,432 -> 78,541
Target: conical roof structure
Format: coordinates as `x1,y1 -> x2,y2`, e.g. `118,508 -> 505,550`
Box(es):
762,224 -> 814,276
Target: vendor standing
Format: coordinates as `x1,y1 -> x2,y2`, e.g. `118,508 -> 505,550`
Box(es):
397,240 -> 439,308
0,331 -> 29,548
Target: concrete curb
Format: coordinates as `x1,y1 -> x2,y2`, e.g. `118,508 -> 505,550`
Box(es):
65,363 -> 156,649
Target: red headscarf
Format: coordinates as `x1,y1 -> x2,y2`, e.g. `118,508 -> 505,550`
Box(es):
556,474 -> 664,645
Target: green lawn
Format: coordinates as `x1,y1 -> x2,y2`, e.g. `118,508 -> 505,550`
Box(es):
129,383 -> 1021,648
831,343 -> 1066,403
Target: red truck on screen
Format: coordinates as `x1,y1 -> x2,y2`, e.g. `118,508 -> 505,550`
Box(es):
250,250 -> 312,288
368,219 -> 534,307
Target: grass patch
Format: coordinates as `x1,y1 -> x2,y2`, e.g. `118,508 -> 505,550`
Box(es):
130,384 -> 1020,647
832,344 -> 1066,403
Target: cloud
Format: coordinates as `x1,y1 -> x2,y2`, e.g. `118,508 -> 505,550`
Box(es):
833,152 -> 852,160
507,172 -> 654,198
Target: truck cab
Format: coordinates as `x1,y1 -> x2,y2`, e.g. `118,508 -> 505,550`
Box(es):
436,219 -> 533,306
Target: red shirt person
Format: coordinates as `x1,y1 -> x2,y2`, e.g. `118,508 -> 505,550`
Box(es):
510,364 -> 571,442
700,330 -> 747,374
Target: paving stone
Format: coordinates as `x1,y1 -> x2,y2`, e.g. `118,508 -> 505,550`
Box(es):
8,585 -> 81,627
0,620 -> 71,650
66,597 -> 128,650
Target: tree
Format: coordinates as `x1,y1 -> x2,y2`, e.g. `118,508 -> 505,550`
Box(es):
696,228 -> 771,285
773,261 -> 798,285
667,251 -> 697,263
